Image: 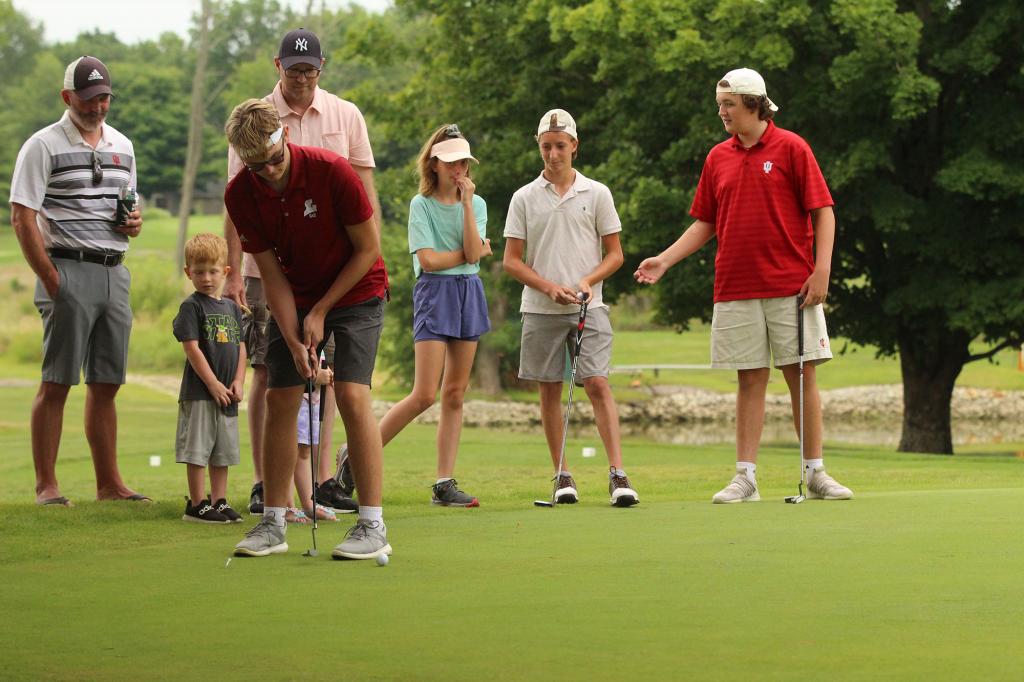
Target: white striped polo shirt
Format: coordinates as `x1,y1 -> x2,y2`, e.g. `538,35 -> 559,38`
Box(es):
10,111 -> 137,253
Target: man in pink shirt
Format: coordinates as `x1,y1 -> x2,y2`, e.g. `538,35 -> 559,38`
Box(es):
635,68 -> 853,504
223,28 -> 380,516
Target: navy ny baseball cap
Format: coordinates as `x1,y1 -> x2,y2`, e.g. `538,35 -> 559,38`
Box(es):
278,28 -> 323,69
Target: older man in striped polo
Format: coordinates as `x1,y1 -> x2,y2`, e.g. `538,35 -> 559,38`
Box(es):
9,56 -> 148,506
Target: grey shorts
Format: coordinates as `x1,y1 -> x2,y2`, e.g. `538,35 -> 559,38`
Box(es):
519,307 -> 613,383
175,400 -> 241,467
34,258 -> 132,385
266,297 -> 384,388
242,277 -> 269,367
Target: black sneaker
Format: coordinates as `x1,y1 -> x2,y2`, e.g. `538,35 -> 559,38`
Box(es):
213,498 -> 243,523
182,496 -> 230,524
249,481 -> 264,516
431,479 -> 479,507
316,478 -> 358,514
334,445 -> 356,497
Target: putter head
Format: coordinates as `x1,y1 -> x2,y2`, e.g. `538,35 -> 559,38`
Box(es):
303,548 -> 320,557
784,494 -> 806,504
533,500 -> 554,507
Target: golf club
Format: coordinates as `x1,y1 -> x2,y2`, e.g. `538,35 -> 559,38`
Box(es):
785,296 -> 807,504
534,292 -> 589,508
302,355 -> 328,556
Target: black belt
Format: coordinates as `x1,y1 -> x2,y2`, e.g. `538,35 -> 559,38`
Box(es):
49,248 -> 125,267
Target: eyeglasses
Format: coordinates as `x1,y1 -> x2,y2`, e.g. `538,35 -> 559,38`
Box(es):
284,67 -> 320,80
244,144 -> 287,173
91,151 -> 103,185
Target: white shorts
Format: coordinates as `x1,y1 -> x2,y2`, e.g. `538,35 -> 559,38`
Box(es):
711,296 -> 832,369
297,394 -> 322,446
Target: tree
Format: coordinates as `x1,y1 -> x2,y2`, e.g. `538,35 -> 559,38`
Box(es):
176,0 -> 215,269
383,0 -> 1023,450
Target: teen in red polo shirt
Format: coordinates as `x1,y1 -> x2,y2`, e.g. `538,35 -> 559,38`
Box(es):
223,99 -> 392,560
635,68 -> 853,503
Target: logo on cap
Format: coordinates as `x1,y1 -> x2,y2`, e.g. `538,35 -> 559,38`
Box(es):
549,113 -> 564,130
295,38 -> 308,52
87,69 -> 104,81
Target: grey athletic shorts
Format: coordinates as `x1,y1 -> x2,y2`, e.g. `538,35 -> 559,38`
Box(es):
266,297 -> 384,388
518,307 -> 613,383
34,259 -> 132,385
175,400 -> 241,467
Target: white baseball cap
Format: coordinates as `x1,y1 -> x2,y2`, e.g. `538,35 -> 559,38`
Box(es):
717,68 -> 779,112
430,137 -> 478,163
536,109 -> 577,140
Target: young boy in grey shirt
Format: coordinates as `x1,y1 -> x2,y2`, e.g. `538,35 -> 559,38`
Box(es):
173,233 -> 247,523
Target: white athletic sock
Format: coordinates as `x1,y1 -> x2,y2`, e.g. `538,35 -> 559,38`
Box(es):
803,458 -> 823,476
435,477 -> 453,485
736,461 -> 757,484
359,505 -> 383,524
265,506 -> 287,529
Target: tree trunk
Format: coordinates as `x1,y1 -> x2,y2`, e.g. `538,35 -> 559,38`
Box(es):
175,0 -> 213,270
897,329 -> 969,454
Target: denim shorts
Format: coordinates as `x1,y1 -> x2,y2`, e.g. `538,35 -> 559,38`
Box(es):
413,273 -> 490,343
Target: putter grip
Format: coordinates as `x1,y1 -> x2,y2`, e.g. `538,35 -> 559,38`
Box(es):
318,356 -> 328,421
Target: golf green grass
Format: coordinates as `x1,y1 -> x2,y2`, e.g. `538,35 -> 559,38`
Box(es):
1,382 -> 1022,680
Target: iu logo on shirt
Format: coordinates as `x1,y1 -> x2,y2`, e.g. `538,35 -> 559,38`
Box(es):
763,161 -> 774,174
303,199 -> 318,218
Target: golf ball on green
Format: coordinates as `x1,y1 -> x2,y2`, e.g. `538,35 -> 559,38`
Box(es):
376,553 -> 389,567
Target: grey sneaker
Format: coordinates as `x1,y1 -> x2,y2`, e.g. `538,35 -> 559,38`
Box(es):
331,519 -> 391,560
334,445 -> 355,497
712,470 -> 760,504
233,513 -> 288,557
608,468 -> 639,507
807,467 -> 854,500
431,479 -> 479,507
554,474 -> 578,504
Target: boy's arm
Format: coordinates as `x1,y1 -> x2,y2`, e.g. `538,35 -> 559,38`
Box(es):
578,233 -> 624,300
304,216 -> 379,353
634,220 -> 716,285
223,212 -> 247,308
252,248 -> 311,379
182,340 -> 233,406
502,237 -> 580,305
800,206 -> 835,308
230,341 -> 247,402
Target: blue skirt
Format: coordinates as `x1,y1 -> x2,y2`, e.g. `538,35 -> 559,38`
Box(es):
413,273 -> 491,342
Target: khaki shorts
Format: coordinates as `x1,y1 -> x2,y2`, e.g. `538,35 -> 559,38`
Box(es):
242,277 -> 269,367
519,307 -> 613,383
711,296 -> 832,369
175,400 -> 241,467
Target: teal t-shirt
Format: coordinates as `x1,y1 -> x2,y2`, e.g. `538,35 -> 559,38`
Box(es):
408,193 -> 487,278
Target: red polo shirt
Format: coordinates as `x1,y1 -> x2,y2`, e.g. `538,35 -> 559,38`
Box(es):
690,120 -> 833,302
225,144 -> 387,310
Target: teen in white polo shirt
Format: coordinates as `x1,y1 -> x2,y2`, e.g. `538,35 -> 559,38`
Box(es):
503,109 -> 639,507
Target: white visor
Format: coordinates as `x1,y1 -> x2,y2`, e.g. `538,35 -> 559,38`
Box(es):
430,137 -> 478,163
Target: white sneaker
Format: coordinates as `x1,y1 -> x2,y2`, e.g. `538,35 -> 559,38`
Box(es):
712,470 -> 760,504
807,467 -> 853,500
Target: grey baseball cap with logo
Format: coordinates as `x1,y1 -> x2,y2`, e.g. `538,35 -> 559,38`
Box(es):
63,56 -> 113,99
279,28 -> 323,69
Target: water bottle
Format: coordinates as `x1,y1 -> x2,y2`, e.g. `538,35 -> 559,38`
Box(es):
116,185 -> 137,226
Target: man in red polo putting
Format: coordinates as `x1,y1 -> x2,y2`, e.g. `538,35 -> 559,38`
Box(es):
224,99 -> 391,559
